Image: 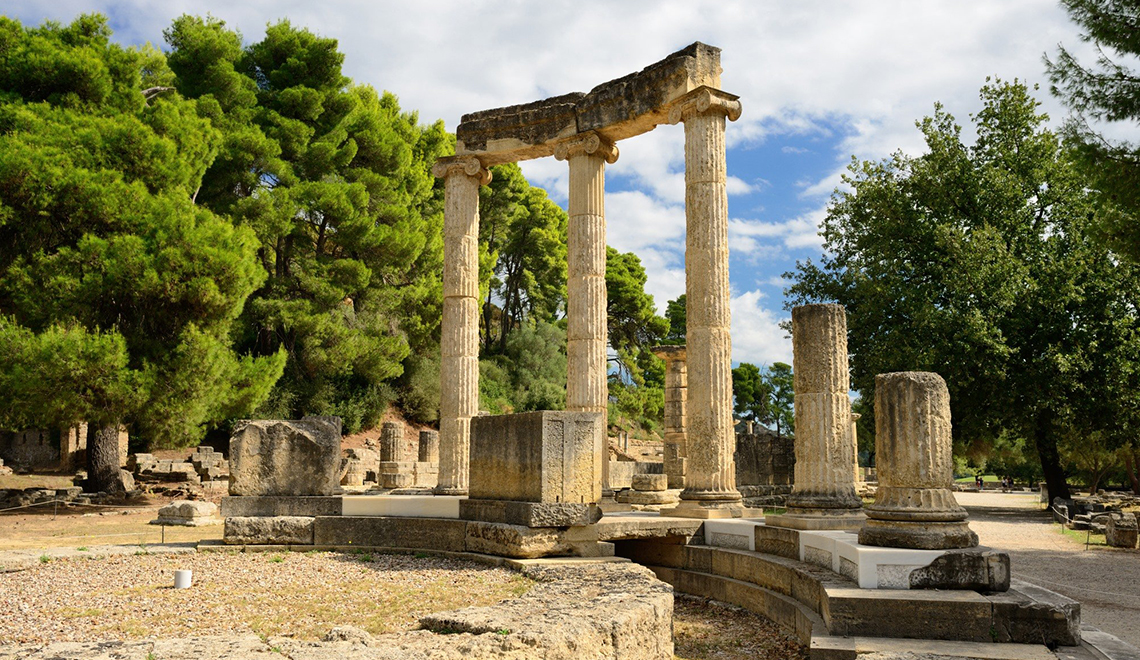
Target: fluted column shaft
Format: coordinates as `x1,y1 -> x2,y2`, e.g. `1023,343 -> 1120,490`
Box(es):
653,346 -> 688,489
432,156 -> 490,496
860,371 -> 978,549
668,88 -> 742,515
785,304 -> 863,514
556,132 -> 617,498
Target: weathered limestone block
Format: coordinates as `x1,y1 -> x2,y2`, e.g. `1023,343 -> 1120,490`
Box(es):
468,411 -> 603,504
382,473 -> 412,489
151,500 -> 221,527
456,41 -> 722,165
224,516 -> 314,545
1107,513 -> 1139,548
860,372 -> 978,550
418,430 -> 439,463
340,458 -> 365,487
228,416 -> 342,496
459,500 -> 602,527
464,520 -> 611,559
379,421 -> 404,462
632,473 -> 668,492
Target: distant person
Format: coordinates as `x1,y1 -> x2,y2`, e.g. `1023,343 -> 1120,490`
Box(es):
976,475 -> 983,489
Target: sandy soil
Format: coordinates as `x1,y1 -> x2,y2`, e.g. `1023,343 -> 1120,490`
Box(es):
957,491 -> 1140,648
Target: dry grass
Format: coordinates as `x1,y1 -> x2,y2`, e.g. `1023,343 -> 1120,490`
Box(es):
673,595 -> 807,660
2,550 -> 533,643
0,505 -> 221,550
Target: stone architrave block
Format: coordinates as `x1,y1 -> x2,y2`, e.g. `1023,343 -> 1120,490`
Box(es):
469,411 -> 603,504
224,516 -> 314,545
1106,513 -> 1139,548
151,500 -> 220,527
228,416 -> 342,496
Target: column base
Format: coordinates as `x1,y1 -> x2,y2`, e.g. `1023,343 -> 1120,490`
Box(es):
433,486 -> 468,497
661,499 -> 743,519
766,509 -> 866,531
858,518 -> 979,550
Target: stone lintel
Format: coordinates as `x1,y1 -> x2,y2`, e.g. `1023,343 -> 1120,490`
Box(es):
459,499 -> 602,528
455,42 -> 722,165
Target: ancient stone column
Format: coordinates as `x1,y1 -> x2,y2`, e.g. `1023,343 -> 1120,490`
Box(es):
665,88 -> 743,519
851,412 -> 862,485
652,345 -> 688,489
768,304 -> 864,530
556,132 -> 618,500
380,421 -> 404,462
432,156 -> 491,496
418,430 -> 440,463
860,372 -> 978,549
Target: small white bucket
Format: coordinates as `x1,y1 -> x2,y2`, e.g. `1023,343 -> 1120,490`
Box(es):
173,570 -> 193,589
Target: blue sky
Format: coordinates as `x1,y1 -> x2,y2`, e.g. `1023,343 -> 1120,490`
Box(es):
4,1 -> 1098,366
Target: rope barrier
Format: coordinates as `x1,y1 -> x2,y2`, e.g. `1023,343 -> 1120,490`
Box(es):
0,498 -> 164,514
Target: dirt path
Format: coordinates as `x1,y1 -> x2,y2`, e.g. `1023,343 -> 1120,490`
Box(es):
957,491 -> 1140,648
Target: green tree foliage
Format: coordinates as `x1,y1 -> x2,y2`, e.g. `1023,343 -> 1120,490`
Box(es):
163,16 -> 450,431
766,362 -> 795,438
1047,0 -> 1140,262
605,247 -> 668,430
787,80 -> 1140,501
0,15 -> 284,491
731,363 -> 772,423
478,164 -> 567,352
663,294 -> 686,344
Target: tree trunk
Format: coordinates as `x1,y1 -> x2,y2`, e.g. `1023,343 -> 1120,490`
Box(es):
1124,451 -> 1140,495
86,423 -> 122,494
1033,414 -> 1071,501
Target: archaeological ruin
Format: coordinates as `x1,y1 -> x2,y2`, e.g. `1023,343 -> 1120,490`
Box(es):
6,41 -> 1134,660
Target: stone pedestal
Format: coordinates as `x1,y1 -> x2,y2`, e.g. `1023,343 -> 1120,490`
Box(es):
556,132 -> 617,500
460,411 -> 606,557
768,304 -> 864,530
380,422 -> 403,462
859,372 -> 978,550
418,430 -> 439,463
653,345 -> 688,490
664,87 -> 744,520
432,156 -> 490,496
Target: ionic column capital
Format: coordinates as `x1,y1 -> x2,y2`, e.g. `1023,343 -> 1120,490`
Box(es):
667,86 -> 743,125
554,131 -> 619,164
432,155 -> 492,185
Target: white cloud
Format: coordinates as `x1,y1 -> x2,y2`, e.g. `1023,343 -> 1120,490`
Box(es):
730,290 -> 792,365
4,0 -> 1103,343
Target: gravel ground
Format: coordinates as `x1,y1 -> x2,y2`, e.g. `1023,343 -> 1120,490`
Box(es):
673,595 -> 807,660
958,490 -> 1140,648
0,550 -> 531,644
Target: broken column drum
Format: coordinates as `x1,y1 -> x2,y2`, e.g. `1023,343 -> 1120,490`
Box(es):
860,371 -> 978,549
380,421 -> 404,462
769,303 -> 863,530
418,430 -> 440,463
652,345 -> 688,489
432,156 -> 491,496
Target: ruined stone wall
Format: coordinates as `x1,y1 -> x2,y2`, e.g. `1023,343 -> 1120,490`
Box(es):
0,429 -> 60,471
